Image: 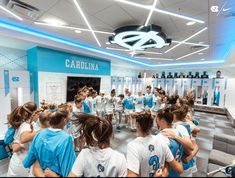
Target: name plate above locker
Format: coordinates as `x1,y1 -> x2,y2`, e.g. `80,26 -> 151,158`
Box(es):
192,79 -> 202,86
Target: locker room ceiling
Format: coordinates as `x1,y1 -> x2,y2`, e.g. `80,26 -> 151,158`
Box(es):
0,0 -> 234,68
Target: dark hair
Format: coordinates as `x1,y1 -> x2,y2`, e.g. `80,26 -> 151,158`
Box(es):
111,89 -> 116,94
39,112 -> 50,126
73,114 -> 113,148
169,105 -> 180,112
91,90 -> 97,95
157,108 -> 173,125
74,95 -> 79,101
172,105 -> 188,121
49,108 -> 69,126
146,85 -> 152,90
177,98 -> 185,106
135,111 -> 153,133
8,102 -> 37,130
48,102 -> 57,111
186,98 -> 194,108
75,98 -> 83,105
119,94 -> 124,98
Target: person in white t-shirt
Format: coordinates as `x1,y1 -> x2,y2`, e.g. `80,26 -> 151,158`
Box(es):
69,114 -> 127,177
134,91 -> 144,113
96,91 -> 106,118
159,96 -> 169,109
104,89 -> 117,123
7,102 -> 40,177
114,94 -> 125,132
151,88 -> 161,116
127,111 -> 183,177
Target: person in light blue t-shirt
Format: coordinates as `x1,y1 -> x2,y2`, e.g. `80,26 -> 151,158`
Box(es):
144,86 -> 153,109
23,108 -> 76,177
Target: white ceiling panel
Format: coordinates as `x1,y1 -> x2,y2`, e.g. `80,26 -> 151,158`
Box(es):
0,0 -> 231,68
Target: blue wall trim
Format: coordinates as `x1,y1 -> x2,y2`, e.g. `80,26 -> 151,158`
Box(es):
28,47 -> 111,75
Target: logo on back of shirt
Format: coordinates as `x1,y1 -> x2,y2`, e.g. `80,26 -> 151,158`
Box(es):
149,144 -> 155,152
97,164 -> 105,173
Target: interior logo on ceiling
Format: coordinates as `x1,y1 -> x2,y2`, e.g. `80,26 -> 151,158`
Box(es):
109,25 -> 171,51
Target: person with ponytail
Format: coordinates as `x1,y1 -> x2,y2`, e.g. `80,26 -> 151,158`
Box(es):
162,105 -> 199,177
127,111 -> 183,177
23,108 -> 76,177
68,114 -> 127,177
156,108 -> 185,177
7,102 -> 39,177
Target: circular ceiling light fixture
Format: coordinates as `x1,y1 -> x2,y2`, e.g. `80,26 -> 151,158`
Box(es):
186,21 -> 196,26
109,24 -> 171,51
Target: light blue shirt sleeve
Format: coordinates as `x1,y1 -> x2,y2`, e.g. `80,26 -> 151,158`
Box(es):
23,134 -> 38,168
58,136 -> 76,177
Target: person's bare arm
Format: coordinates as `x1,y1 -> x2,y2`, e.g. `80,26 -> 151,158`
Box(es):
163,130 -> 193,154
11,143 -> 24,153
33,161 -> 45,177
127,169 -> 139,177
44,168 -> 60,177
161,163 -> 169,177
20,130 -> 41,144
184,140 -> 199,163
168,160 -> 183,175
68,172 -> 77,177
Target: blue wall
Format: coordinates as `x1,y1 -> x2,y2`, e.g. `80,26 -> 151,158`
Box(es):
28,47 -> 111,75
27,46 -> 111,104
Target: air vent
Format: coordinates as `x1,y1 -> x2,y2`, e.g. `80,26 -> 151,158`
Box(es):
3,0 -> 40,20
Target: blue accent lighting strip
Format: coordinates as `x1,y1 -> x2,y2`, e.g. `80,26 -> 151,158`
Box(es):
0,20 -> 227,68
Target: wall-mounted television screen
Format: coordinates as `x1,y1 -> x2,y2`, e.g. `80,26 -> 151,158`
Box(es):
66,76 -> 101,102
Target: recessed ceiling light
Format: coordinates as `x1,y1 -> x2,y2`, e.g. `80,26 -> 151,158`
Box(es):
200,58 -> 205,61
75,30 -> 82,33
106,42 -> 111,45
44,18 -> 65,26
198,53 -> 203,55
186,21 -> 196,26
199,41 -> 205,44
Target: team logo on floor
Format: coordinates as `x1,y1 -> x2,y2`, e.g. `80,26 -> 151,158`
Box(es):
109,24 -> 171,51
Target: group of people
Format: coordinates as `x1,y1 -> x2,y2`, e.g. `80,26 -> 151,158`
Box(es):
4,85 -> 200,177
